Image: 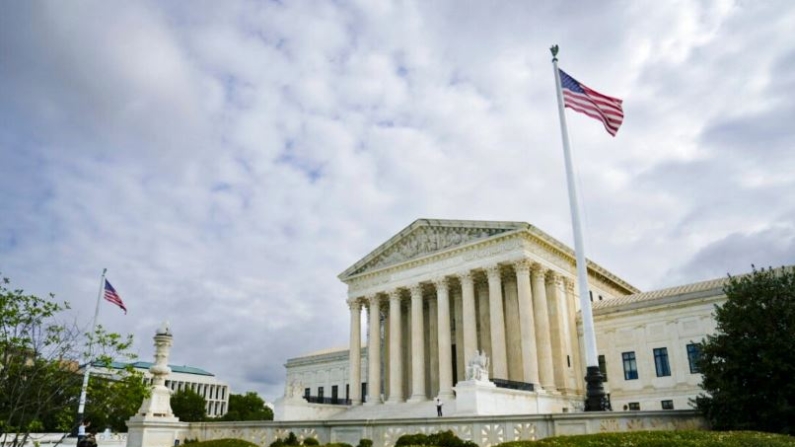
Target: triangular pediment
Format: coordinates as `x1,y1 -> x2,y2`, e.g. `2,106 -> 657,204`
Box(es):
339,219 -> 529,280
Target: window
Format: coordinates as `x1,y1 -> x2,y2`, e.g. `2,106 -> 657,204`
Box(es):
317,386 -> 324,399
304,388 -> 310,399
628,402 -> 640,410
687,343 -> 701,373
567,355 -> 571,368
331,385 -> 338,403
345,384 -> 350,401
622,351 -> 638,380
589,291 -> 593,302
661,400 -> 674,410
361,382 -> 367,401
598,354 -> 608,381
653,347 -> 671,377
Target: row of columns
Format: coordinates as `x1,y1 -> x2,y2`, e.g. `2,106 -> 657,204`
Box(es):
347,260 -> 573,405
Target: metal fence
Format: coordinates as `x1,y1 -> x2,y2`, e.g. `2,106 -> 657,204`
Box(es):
491,378 -> 535,392
303,396 -> 352,405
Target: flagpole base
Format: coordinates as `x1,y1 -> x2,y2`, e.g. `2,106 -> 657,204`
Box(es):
584,366 -> 608,411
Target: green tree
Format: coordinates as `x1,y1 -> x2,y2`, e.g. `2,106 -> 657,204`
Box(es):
0,274 -> 137,446
695,266 -> 795,434
84,366 -> 149,432
222,392 -> 273,421
171,389 -> 207,422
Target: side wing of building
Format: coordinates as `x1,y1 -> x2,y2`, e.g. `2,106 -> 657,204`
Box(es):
591,277 -> 726,411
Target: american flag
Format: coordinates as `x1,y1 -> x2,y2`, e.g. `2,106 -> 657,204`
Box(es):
104,280 -> 127,314
559,69 -> 624,136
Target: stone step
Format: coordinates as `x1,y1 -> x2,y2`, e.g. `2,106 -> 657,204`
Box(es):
330,399 -> 455,420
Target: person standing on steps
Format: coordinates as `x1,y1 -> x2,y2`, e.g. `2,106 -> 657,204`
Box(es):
77,420 -> 90,446
436,396 -> 443,417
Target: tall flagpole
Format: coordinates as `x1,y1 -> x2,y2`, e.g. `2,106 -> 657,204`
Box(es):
550,45 -> 606,411
77,268 -> 107,423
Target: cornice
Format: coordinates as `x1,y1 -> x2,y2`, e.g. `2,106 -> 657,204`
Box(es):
338,219 -> 528,279
285,347 -> 367,367
346,233 -> 523,295
343,221 -> 639,298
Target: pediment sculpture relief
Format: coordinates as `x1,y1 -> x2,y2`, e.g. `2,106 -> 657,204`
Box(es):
355,227 -> 510,275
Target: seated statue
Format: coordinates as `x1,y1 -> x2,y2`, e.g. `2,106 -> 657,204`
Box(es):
285,379 -> 304,399
465,350 -> 491,382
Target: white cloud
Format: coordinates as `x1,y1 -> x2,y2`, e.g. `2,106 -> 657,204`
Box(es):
2,0 -> 794,401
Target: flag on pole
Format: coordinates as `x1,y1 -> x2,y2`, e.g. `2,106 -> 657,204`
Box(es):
559,69 -> 624,136
103,280 -> 127,314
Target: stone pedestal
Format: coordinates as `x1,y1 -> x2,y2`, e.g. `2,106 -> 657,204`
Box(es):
134,323 -> 177,421
453,379 -> 498,416
453,379 -> 578,416
126,419 -> 187,447
127,323 -> 180,447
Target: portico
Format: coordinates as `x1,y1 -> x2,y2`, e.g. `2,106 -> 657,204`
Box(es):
341,219 -> 637,410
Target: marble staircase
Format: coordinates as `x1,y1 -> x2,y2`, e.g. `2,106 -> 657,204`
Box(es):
330,399 -> 456,420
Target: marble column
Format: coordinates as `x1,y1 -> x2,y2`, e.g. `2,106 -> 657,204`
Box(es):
515,260 -> 540,387
428,298 -> 439,396
532,264 -> 556,391
453,290 -> 464,384
547,272 -> 567,391
366,295 -> 381,405
348,299 -> 362,404
409,284 -> 426,401
434,277 -> 454,398
387,289 -> 403,403
460,271 -> 478,368
564,278 -> 582,393
486,265 -> 508,379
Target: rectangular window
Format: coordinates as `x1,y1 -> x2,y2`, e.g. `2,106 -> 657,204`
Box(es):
345,384 -> 350,401
687,343 -> 701,374
628,402 -> 640,410
318,387 -> 324,399
661,400 -> 674,410
361,382 -> 367,401
304,388 -> 310,399
331,385 -> 338,404
654,347 -> 671,377
622,351 -> 638,380
598,354 -> 608,382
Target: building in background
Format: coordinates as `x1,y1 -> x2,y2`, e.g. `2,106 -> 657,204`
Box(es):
94,361 -> 230,418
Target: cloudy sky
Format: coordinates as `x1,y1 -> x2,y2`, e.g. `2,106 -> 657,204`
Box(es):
2,1 -> 794,402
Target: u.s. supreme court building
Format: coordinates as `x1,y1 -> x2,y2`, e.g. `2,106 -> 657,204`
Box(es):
275,218 -> 728,420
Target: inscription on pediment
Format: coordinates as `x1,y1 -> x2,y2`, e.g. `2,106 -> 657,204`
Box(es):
352,226 -> 512,275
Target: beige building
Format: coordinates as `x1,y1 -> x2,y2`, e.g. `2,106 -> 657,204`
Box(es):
593,277 -> 725,412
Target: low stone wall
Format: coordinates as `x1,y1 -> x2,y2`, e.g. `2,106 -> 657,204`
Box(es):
1,433 -> 127,447
131,411 -> 704,447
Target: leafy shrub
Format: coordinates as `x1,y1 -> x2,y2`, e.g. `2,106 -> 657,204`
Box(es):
285,433 -> 299,446
187,439 -> 259,447
395,430 -> 476,447
430,430 -> 477,447
357,439 -> 373,447
395,433 -> 429,447
302,438 -> 319,446
494,430 -> 795,447
324,443 -> 353,447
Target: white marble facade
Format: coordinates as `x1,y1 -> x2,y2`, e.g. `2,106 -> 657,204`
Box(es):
281,218 -> 750,419
284,219 -> 642,417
